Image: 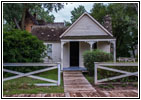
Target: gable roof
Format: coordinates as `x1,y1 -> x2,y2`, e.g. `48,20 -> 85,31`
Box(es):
60,12 -> 113,38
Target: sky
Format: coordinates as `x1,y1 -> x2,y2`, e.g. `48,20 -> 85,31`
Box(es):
50,3 -> 94,22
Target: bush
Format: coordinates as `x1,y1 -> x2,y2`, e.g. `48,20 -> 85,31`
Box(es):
3,29 -> 47,63
83,49 -> 113,76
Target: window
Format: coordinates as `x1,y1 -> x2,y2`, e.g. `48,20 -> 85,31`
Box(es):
47,44 -> 52,59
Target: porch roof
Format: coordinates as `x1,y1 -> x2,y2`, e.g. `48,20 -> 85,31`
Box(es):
61,35 -> 115,39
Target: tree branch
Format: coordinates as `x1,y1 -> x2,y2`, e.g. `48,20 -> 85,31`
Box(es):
13,18 -> 21,30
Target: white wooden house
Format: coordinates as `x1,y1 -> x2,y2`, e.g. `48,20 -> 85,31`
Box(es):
31,12 -> 116,70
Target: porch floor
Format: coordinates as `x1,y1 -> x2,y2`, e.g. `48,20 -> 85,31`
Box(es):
63,67 -> 87,71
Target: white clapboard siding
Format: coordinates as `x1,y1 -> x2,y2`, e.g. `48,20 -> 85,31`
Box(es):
64,15 -> 109,36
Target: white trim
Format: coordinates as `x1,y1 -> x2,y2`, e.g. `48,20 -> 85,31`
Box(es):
60,12 -> 113,38
61,39 -> 116,42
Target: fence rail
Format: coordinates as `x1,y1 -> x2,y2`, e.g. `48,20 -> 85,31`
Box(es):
3,63 -> 61,86
94,62 -> 138,84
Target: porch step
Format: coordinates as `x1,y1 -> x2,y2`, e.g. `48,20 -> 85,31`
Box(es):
63,67 -> 87,71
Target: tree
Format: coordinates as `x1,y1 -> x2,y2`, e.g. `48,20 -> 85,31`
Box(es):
70,5 -> 86,23
3,3 -> 64,30
90,3 -> 108,24
90,3 -> 138,57
64,20 -> 71,26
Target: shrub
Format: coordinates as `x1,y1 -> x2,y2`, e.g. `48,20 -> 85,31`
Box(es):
83,49 -> 113,76
3,29 -> 47,63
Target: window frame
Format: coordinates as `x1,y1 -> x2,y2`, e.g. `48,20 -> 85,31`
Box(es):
46,43 -> 52,59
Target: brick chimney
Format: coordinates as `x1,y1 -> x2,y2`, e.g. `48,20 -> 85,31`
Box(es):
103,15 -> 112,34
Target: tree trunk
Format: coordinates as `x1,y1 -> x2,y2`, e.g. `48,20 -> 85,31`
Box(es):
13,18 -> 21,30
21,9 -> 26,30
21,4 -> 27,30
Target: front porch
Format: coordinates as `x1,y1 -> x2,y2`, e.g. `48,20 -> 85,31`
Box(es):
61,38 -> 116,70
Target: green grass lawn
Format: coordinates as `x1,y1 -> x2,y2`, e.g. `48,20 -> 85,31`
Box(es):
3,69 -> 64,95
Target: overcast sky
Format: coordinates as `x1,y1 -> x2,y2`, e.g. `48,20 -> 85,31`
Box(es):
50,3 -> 94,22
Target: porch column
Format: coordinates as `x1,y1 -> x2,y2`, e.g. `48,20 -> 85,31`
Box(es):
87,41 -> 96,51
61,41 -> 67,70
110,40 -> 116,62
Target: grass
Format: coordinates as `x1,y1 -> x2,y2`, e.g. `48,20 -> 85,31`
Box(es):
84,73 -> 93,84
3,69 -> 64,95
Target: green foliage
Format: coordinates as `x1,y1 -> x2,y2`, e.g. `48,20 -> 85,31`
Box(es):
3,3 -> 64,29
70,5 -> 86,23
90,3 -> 138,57
3,3 -> 24,24
64,20 -> 72,26
90,3 -> 108,24
3,29 -> 47,63
83,49 -> 113,76
98,84 -> 114,89
29,4 -> 55,23
64,5 -> 86,26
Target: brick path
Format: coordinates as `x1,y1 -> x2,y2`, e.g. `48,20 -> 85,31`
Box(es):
63,71 -> 99,97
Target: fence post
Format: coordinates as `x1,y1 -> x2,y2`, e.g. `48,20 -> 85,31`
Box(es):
94,62 -> 98,85
57,63 -> 61,86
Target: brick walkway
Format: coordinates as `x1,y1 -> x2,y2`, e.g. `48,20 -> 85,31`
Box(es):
63,71 -> 97,97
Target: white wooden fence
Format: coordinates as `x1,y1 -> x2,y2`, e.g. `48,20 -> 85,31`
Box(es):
3,63 -> 61,86
94,62 -> 138,84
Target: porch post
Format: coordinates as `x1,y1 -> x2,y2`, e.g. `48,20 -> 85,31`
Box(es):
113,40 -> 116,62
61,41 -> 68,70
111,40 -> 116,62
61,42 -> 64,70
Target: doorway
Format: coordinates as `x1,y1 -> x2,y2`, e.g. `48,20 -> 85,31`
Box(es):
70,42 -> 79,67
